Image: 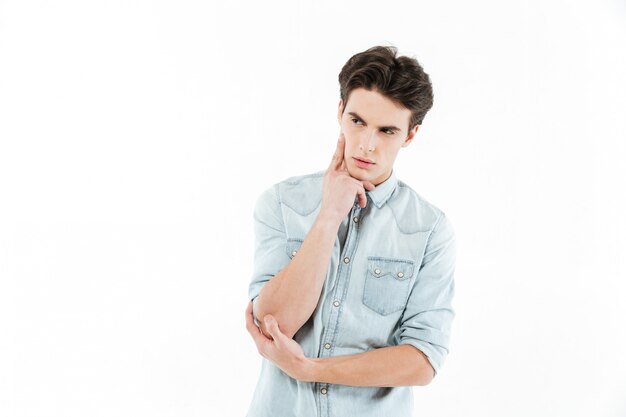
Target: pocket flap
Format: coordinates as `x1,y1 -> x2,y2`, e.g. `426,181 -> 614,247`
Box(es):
367,257 -> 414,280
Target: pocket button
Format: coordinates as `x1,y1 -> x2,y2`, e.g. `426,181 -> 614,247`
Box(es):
363,257 -> 415,315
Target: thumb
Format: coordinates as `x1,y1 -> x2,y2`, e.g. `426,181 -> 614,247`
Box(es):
264,315 -> 283,341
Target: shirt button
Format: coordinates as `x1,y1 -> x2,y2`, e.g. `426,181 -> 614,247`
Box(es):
397,272 -> 404,278
353,216 -> 359,223
343,257 -> 350,264
324,342 -> 331,349
320,387 -> 327,395
374,268 -> 381,275
292,250 -> 297,256
333,300 -> 340,307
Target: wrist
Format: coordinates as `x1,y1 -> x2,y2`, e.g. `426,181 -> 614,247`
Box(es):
316,211 -> 342,230
298,357 -> 321,382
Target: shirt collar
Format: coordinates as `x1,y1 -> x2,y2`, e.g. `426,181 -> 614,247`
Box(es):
366,169 -> 398,209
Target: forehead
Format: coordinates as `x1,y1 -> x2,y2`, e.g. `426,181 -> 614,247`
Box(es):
345,88 -> 411,130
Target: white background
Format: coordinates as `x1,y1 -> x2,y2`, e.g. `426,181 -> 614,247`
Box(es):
1,1 -> 625,416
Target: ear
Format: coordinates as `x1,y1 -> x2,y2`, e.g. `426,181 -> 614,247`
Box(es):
337,99 -> 344,126
401,124 -> 419,147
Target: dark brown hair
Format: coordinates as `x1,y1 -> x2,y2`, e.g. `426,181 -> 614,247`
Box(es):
338,45 -> 434,132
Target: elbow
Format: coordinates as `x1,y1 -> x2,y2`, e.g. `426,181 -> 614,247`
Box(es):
413,371 -> 433,386
256,312 -> 297,340
413,364 -> 435,386
403,344 -> 435,386
254,298 -> 299,339
271,315 -> 298,339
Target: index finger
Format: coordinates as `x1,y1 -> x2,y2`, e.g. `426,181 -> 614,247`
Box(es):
328,133 -> 346,171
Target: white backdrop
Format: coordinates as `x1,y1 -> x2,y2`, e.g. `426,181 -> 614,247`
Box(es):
1,1 -> 625,416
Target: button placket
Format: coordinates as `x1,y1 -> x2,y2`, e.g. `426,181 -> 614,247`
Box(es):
319,205 -> 361,410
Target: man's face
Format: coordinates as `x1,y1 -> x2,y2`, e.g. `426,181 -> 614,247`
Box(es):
337,87 -> 419,186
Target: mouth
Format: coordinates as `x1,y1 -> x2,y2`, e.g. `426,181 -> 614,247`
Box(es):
352,157 -> 375,169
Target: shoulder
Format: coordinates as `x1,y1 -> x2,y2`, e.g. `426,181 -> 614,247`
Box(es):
389,177 -> 451,234
256,170 -> 325,216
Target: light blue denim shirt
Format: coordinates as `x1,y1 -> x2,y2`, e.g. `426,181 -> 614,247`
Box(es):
247,169 -> 456,417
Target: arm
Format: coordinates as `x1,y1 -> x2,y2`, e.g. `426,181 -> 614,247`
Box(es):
246,212 -> 455,386
304,344 -> 434,386
301,212 -> 456,386
396,212 -> 457,378
250,134 -> 374,340
245,302 -> 433,387
254,211 -> 341,339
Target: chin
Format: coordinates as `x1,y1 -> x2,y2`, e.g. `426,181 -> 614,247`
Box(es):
347,167 -> 371,181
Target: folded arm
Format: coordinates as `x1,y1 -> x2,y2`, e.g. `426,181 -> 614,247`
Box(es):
245,301 -> 434,387
249,185 -> 343,339
304,344 -> 434,386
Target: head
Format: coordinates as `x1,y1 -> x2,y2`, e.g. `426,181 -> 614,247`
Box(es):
337,45 -> 434,185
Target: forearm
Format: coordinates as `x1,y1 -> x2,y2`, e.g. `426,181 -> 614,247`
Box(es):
255,213 -> 341,339
303,345 -> 434,387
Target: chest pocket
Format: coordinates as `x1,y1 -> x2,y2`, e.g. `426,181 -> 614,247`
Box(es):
363,257 -> 415,315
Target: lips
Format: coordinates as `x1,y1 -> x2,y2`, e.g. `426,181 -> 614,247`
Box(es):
352,157 -> 375,169
353,157 -> 375,164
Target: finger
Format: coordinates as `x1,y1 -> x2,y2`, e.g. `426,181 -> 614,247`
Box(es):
264,315 -> 284,345
356,186 -> 367,208
362,180 -> 375,191
245,301 -> 261,334
245,302 -> 271,347
247,320 -> 271,357
328,133 -> 346,171
340,156 -> 348,172
245,300 -> 254,325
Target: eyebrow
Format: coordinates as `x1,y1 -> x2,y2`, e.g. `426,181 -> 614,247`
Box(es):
347,112 -> 402,132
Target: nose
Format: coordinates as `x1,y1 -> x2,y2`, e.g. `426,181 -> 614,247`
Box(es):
359,129 -> 376,151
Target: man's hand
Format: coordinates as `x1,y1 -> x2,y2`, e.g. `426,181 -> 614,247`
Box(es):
245,301 -> 314,381
320,133 -> 375,223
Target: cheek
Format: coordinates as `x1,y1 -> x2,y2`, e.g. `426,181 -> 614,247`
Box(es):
340,131 -> 356,149
341,127 -> 364,147
342,120 -> 360,136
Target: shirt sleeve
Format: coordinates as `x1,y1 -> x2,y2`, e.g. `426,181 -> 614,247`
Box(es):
397,212 -> 457,378
248,184 -> 290,328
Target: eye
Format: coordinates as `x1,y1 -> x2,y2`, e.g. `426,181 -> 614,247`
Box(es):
382,129 -> 395,135
351,118 -> 363,125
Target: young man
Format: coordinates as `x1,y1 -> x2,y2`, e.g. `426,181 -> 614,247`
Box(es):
245,45 -> 456,417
